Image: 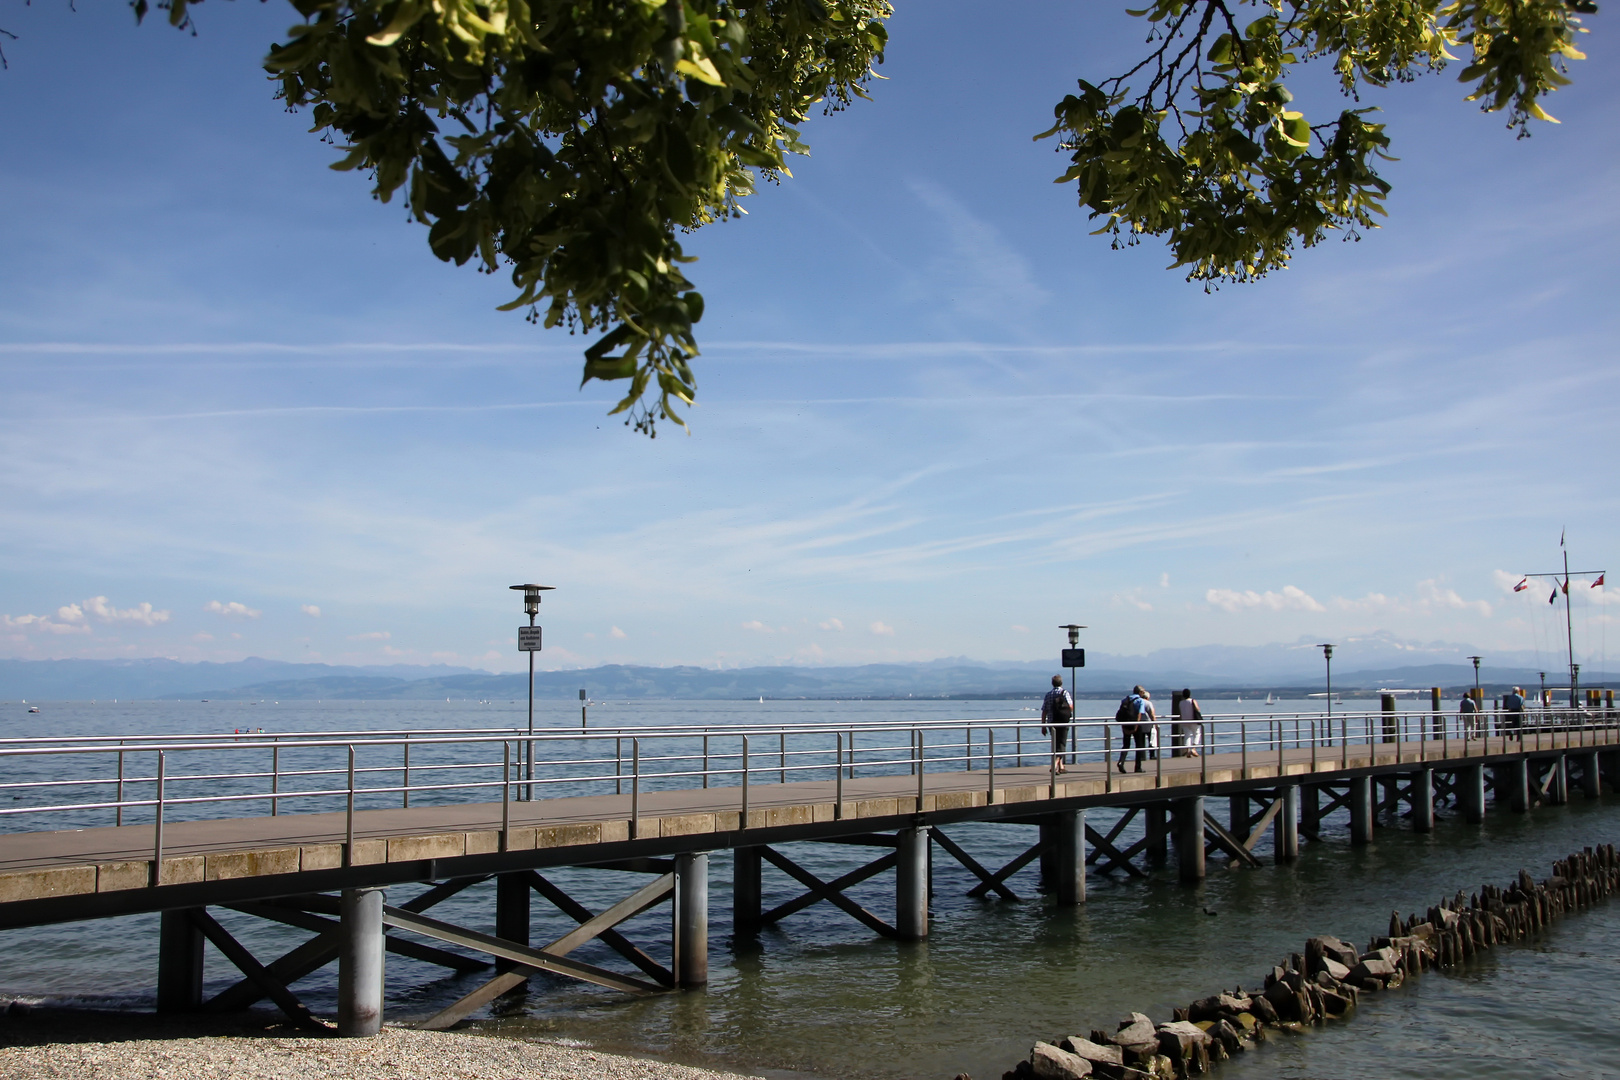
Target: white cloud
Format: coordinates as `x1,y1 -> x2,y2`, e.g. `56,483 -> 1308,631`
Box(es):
1332,580 -> 1491,617
610,626 -> 627,639
1416,579 -> 1492,617
742,621 -> 774,633
56,604 -> 85,624
205,600 -> 261,619
82,596 -> 170,626
1113,590 -> 1153,612
301,604 -> 322,618
818,618 -> 845,632
870,620 -> 895,636
1160,573 -> 1171,589
1,612 -> 90,635
1206,585 -> 1326,613
349,630 -> 391,641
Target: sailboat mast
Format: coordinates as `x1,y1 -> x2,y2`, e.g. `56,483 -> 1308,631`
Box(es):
1564,546 -> 1577,707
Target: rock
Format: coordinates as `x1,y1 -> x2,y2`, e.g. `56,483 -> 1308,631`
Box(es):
1361,947 -> 1398,965
1031,1042 -> 1093,1080
1349,957 -> 1397,984
1307,936 -> 1359,968
1058,1039 -> 1124,1067
1321,957 -> 1350,981
1316,987 -> 1353,1016
1113,1014 -> 1158,1047
1250,994 -> 1279,1025
1218,992 -> 1253,1014
1155,1022 -> 1210,1077
1233,1012 -> 1258,1035
1208,1019 -> 1243,1054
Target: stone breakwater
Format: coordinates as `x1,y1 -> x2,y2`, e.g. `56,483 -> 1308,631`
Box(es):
990,843 -> 1620,1080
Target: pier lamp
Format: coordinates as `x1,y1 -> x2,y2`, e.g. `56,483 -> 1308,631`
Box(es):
1539,672 -> 1547,711
1318,644 -> 1335,722
1468,656 -> 1482,703
510,583 -> 555,798
1058,625 -> 1086,763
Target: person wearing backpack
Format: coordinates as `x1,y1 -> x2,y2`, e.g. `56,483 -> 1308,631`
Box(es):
1116,685 -> 1156,773
1040,674 -> 1075,773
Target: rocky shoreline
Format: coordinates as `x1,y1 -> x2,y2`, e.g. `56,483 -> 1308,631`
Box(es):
0,1015 -> 757,1080
993,843 -> 1620,1080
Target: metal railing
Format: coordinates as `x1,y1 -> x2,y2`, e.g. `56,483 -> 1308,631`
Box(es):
0,706 -> 1615,882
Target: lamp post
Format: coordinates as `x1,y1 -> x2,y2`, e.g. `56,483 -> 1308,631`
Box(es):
1539,671 -> 1547,712
1318,644 -> 1335,722
1059,625 -> 1086,766
510,583 -> 554,799
1468,655 -> 1481,703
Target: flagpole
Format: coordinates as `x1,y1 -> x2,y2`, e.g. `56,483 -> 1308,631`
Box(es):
1565,546 -> 1577,708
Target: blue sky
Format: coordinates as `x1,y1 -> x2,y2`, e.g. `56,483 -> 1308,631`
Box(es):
1,1 -> 1616,674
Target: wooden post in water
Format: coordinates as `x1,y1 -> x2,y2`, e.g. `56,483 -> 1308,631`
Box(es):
674,852 -> 709,987
1431,687 -> 1443,739
1173,796 -> 1205,882
896,826 -> 930,940
1349,776 -> 1373,845
1411,769 -> 1435,832
338,887 -> 386,1037
1501,759 -> 1531,813
733,847 -> 763,937
1300,783 -> 1320,839
1145,804 -> 1168,863
1577,750 -> 1602,798
156,909 -> 205,1013
1381,693 -> 1397,743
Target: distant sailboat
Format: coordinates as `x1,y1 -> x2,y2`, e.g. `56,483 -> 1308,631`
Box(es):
759,696 -> 764,703
1265,692 -> 1275,706
1236,694 -> 1243,703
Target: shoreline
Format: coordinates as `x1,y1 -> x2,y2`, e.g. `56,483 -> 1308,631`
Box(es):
0,1011 -> 768,1080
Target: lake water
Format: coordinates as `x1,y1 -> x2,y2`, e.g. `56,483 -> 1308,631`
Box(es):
0,699 -> 1615,1079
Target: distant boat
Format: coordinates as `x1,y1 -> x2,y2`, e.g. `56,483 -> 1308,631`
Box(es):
759,696 -> 764,703
27,707 -> 39,714
1236,694 -> 1243,703
1265,692 -> 1275,706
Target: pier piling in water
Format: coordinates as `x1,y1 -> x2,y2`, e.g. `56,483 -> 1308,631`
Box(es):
1349,776 -> 1373,844
1174,797 -> 1205,882
674,852 -> 709,987
338,887 -> 386,1037
1499,759 -> 1530,813
1054,810 -> 1085,905
1410,770 -> 1435,832
733,847 -> 763,937
495,872 -> 531,981
1577,751 -> 1602,799
1548,755 -> 1569,805
155,909 -> 204,1013
1460,764 -> 1487,823
1275,785 -> 1299,862
896,826 -> 930,939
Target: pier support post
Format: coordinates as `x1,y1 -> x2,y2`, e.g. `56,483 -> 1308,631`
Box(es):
1054,810 -> 1085,905
1038,820 -> 1054,890
733,847 -> 762,937
156,909 -> 205,1013
1145,804 -> 1168,863
1173,796 -> 1205,882
674,852 -> 709,988
1460,764 -> 1487,823
338,887 -> 386,1037
1349,776 -> 1374,845
1494,761 -> 1528,813
495,872 -> 530,981
1410,770 -> 1434,833
1227,795 -> 1248,839
1275,785 -> 1299,863
1300,784 -> 1320,839
1577,751 -> 1601,798
1548,755 -> 1569,805
896,826 -> 930,940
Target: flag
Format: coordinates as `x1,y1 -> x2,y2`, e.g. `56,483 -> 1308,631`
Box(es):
1514,577 -> 1529,592
1563,577 -> 1570,595
1550,587 -> 1559,604
1561,528 -> 1566,547
1594,574 -> 1606,589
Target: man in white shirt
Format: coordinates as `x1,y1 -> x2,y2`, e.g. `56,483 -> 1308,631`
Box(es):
1040,674 -> 1075,773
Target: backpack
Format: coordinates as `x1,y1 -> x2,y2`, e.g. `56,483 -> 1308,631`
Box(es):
1051,691 -> 1073,724
1114,696 -> 1134,724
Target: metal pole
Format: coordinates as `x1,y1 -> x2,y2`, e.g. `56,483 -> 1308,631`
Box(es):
344,744 -> 356,868
987,729 -> 996,804
150,751 -> 166,887
616,736 -> 623,795
741,736 -> 750,828
271,742 -> 280,816
501,741 -> 511,851
116,742 -> 125,827
338,887 -> 386,1037
780,732 -> 786,785
916,728 -> 925,812
835,733 -> 844,819
526,609 -> 536,800
1565,547 -> 1578,708
703,734 -> 710,789
630,738 -> 640,840
401,740 -> 410,809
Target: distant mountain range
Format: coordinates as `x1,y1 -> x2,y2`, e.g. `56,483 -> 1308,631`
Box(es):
1,638 -> 1610,701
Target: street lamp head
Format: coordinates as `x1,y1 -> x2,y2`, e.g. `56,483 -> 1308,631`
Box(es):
1468,655 -> 1481,671
1318,643 -> 1334,661
1059,623 -> 1086,647
509,583 -> 555,616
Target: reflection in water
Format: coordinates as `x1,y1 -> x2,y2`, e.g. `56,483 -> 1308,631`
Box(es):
0,700 -> 1616,1079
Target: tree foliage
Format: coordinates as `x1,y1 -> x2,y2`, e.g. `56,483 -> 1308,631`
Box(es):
119,0 -> 1592,428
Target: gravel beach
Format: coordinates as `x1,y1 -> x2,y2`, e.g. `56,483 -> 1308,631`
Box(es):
0,1012 -> 760,1080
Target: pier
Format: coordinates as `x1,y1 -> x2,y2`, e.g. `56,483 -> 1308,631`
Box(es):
0,706 -> 1614,1035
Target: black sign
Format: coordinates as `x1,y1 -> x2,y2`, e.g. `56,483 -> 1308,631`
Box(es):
1061,648 -> 1085,668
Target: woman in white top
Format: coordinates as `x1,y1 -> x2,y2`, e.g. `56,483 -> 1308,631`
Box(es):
1177,688 -> 1203,757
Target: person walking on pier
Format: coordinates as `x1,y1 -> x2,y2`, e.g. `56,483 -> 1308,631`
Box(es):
1174,688 -> 1203,757
1117,686 -> 1156,773
1503,686 -> 1526,742
1459,690 -> 1480,738
1040,674 -> 1075,773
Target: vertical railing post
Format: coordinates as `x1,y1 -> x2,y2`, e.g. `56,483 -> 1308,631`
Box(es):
835,733 -> 844,819
616,736 -> 623,795
402,740 -> 410,809
270,742 -> 281,817
987,729 -> 996,804
150,750 -> 166,887
116,741 -> 125,827
630,738 -> 640,839
1200,723 -> 1208,785
501,741 -> 512,851
343,744 -> 356,868
916,727 -> 925,812
703,734 -> 710,789
1241,720 -> 1248,779
741,736 -> 750,828
847,730 -> 855,778
1017,721 -> 1024,768
779,732 -> 786,785
1105,722 -> 1113,794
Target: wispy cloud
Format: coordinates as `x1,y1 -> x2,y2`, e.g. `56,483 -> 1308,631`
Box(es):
1206,586 -> 1327,614
205,601 -> 262,619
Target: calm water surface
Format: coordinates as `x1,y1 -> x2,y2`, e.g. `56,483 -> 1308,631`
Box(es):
0,699 -> 1615,1079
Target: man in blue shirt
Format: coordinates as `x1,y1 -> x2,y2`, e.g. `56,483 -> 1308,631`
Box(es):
1040,675 -> 1075,773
